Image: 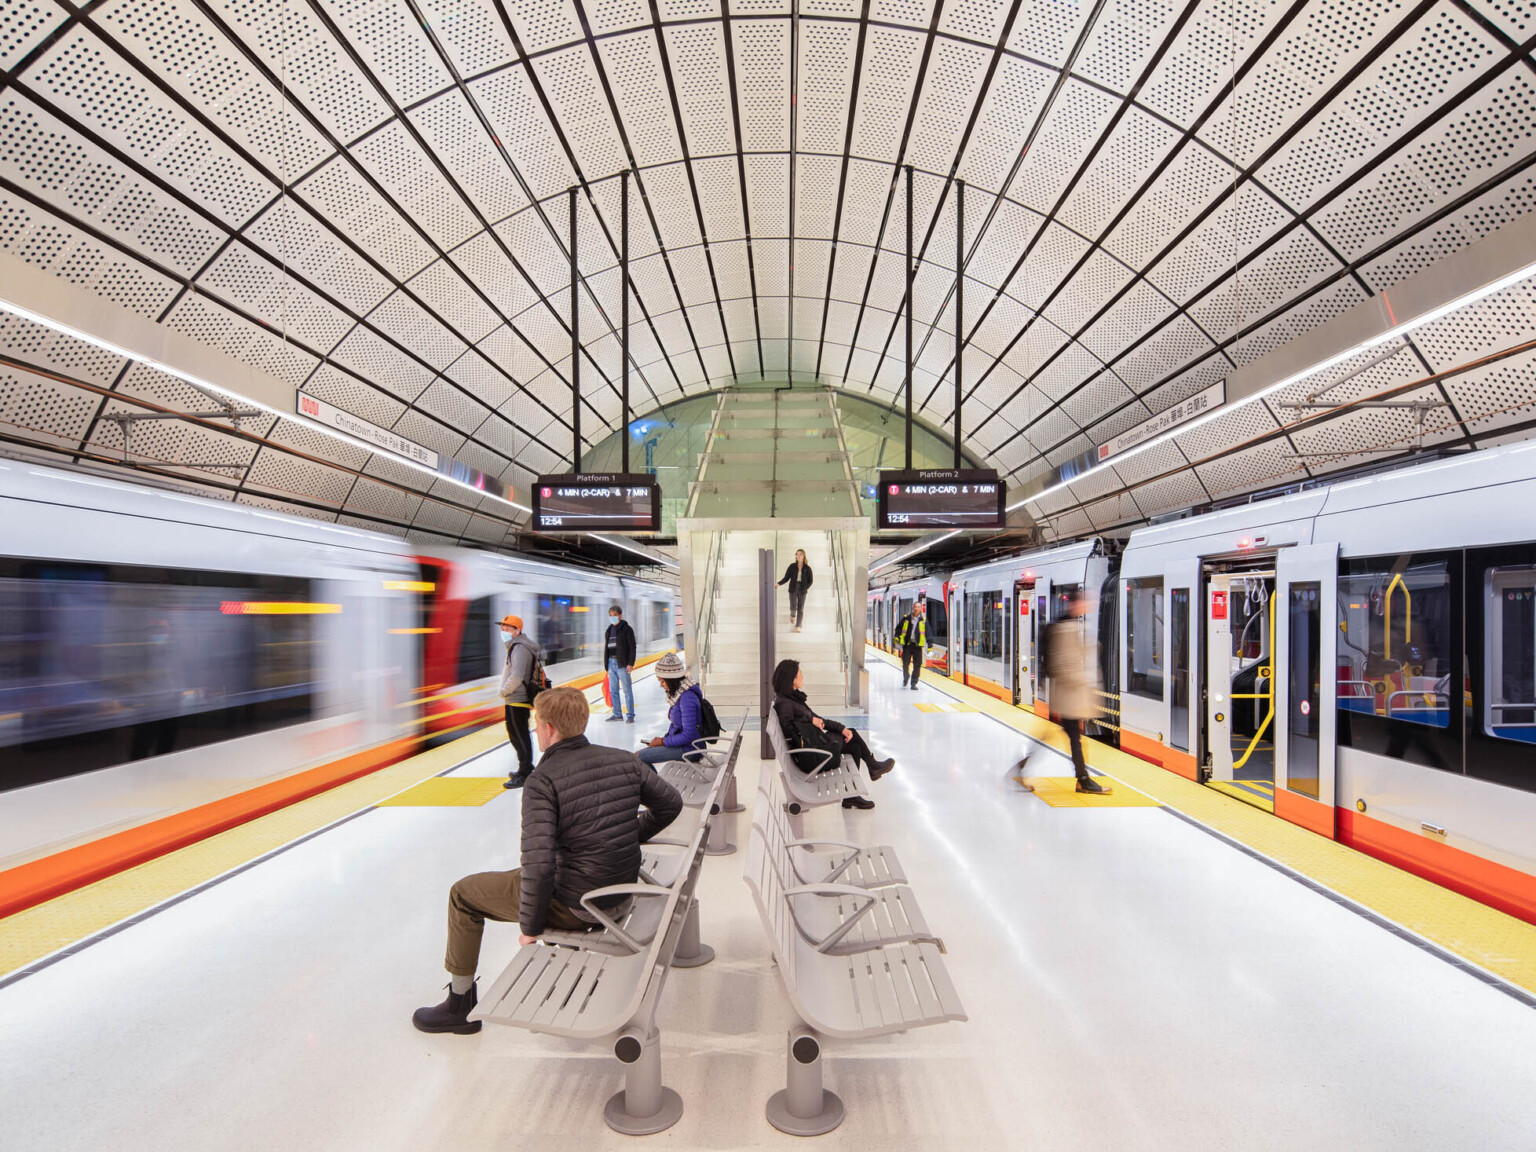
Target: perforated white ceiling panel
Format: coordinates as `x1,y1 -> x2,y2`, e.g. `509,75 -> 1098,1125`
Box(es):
2,0 -> 1536,543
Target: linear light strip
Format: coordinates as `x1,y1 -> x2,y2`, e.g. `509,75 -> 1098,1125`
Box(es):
0,299 -> 533,515
1008,258 -> 1536,512
585,532 -> 680,568
870,529 -> 961,573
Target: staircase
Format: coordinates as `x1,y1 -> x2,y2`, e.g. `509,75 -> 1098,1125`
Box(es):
699,531 -> 846,715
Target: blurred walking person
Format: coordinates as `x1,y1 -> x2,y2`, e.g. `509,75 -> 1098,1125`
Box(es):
776,548 -> 814,632
896,601 -> 927,690
1028,590 -> 1110,795
499,615 -> 542,789
603,603 -> 636,724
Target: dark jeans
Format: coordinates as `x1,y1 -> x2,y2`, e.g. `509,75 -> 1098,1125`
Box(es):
787,588 -> 806,627
901,643 -> 923,687
504,704 -> 534,774
1062,718 -> 1090,781
822,720 -> 876,771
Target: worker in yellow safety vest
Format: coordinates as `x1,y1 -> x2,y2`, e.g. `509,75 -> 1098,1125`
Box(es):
895,603 -> 927,691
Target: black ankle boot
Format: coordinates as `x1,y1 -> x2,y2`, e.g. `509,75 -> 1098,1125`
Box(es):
869,757 -> 895,780
841,795 -> 875,810
503,770 -> 532,790
412,982 -> 481,1034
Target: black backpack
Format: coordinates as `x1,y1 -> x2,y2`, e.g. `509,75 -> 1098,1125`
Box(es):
696,689 -> 722,740
523,649 -> 550,701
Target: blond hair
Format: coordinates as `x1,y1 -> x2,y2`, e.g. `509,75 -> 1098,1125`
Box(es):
533,686 -> 590,740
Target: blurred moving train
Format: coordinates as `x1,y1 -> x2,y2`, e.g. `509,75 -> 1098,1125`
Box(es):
871,441 -> 1536,925
0,458 -> 677,870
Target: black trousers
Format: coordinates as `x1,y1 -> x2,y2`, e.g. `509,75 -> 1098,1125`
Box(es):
900,643 -> 923,687
504,704 -> 534,774
787,587 -> 806,627
1062,718 -> 1090,781
823,720 -> 875,770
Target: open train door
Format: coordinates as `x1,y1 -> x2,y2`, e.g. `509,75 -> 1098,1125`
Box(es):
1274,543 -> 1339,839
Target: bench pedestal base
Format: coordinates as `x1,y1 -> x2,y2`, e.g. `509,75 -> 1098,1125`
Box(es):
766,1028 -> 844,1136
722,775 -> 745,814
606,1029 -> 683,1135
704,808 -> 736,856
669,897 -> 715,968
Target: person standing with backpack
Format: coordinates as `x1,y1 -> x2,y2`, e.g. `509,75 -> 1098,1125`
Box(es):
637,651 -> 713,767
895,602 -> 927,689
499,614 -> 544,789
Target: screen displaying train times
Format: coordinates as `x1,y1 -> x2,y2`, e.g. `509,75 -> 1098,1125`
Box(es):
532,474 -> 661,532
877,469 -> 1005,530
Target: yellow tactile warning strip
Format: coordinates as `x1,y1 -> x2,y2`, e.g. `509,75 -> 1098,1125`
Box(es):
1015,776 -> 1160,808
375,777 -> 508,807
914,700 -> 978,713
1209,779 -> 1277,813
869,645 -> 1536,999
0,676 -> 634,981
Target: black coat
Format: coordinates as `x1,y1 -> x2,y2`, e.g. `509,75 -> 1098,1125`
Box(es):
777,562 -> 814,592
518,735 -> 683,934
604,618 -> 637,667
772,690 -> 844,754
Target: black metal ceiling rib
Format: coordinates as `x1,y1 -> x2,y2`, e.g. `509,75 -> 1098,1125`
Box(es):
994,16 -> 1536,474
714,0 -> 766,376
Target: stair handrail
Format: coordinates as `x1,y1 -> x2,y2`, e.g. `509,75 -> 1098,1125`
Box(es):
696,530 -> 728,675
827,529 -> 851,678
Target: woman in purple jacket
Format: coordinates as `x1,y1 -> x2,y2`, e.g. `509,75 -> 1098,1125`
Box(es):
638,651 -> 704,767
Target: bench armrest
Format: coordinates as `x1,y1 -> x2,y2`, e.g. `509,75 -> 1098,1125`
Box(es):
783,746 -> 834,775
644,837 -> 692,847
577,884 -> 673,954
786,838 -> 860,882
782,883 -> 877,953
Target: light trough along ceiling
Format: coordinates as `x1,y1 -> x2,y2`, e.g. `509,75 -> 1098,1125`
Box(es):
3,0 -> 1536,547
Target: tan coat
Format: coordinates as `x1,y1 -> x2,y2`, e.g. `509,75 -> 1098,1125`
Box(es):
1045,618 -> 1102,721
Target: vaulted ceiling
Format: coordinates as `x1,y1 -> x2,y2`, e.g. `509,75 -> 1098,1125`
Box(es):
3,0 -> 1536,546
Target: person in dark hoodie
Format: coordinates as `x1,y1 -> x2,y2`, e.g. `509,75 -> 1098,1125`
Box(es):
603,603 -> 637,724
412,686 -> 683,1035
771,658 -> 894,810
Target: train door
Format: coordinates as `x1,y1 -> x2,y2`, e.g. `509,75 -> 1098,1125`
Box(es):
1206,568 -> 1278,810
1274,544 -> 1339,838
951,583 -> 965,682
1013,578 -> 1036,708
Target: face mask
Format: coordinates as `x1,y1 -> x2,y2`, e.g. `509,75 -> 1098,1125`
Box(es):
610,615 -> 619,622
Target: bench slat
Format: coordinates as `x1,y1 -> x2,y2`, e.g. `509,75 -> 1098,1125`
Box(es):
532,946 -> 597,1028
888,944 -> 925,1023
549,952 -> 609,1032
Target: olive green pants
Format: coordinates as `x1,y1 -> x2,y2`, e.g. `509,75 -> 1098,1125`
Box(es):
445,869 -> 588,977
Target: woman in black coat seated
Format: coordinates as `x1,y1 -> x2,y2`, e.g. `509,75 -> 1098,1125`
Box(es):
771,658 -> 895,810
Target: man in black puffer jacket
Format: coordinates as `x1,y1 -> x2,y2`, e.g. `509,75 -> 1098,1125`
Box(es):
413,686 -> 683,1034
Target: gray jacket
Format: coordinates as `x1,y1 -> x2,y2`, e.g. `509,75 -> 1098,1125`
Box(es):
518,735 -> 684,935
499,633 -> 540,704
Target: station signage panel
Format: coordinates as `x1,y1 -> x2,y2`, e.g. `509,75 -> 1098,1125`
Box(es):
532,474 -> 661,532
876,469 -> 1004,530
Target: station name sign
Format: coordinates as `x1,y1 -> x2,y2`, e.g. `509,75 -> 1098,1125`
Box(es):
1096,381 -> 1226,462
297,391 -> 438,469
532,473 -> 661,533
876,468 -> 1004,530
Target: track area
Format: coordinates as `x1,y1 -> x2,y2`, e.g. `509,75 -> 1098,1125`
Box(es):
2,663 -> 1535,1150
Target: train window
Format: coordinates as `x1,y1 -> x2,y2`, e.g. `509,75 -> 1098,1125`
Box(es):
1484,567 -> 1535,744
0,560 -> 319,789
1126,577 -> 1164,700
1338,557 -> 1454,731
536,593 -> 593,667
1170,588 -> 1190,751
964,590 -> 1004,660
1051,584 -> 1080,621
457,596 -> 494,682
648,599 -> 670,649
924,595 -> 948,647
1286,582 -> 1322,798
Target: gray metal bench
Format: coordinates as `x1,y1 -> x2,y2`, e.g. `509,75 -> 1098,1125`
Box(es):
764,703 -> 870,835
743,793 -> 967,1136
470,727 -> 743,1133
756,771 -> 907,888
654,708 -> 747,856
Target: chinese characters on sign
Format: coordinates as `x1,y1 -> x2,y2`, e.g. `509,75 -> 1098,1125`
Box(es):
296,392 -> 440,470
1095,381 -> 1226,462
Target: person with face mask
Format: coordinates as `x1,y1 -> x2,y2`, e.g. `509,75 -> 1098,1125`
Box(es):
603,604 -> 637,724
498,614 -> 542,789
412,686 -> 683,1035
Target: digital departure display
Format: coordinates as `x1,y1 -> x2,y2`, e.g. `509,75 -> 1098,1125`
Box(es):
877,469 -> 1005,530
532,474 -> 661,532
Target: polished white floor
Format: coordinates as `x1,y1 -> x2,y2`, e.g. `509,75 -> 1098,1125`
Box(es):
3,665 -> 1535,1150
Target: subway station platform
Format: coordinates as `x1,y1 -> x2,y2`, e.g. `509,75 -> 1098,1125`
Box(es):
3,661 -> 1534,1151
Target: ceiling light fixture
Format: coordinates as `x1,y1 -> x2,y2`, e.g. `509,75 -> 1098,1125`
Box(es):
870,529 -> 961,573
0,299 -> 534,515
585,532 -> 680,568
1007,257 -> 1536,512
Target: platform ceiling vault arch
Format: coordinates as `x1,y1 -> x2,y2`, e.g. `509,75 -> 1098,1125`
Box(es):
3,0 -> 1536,546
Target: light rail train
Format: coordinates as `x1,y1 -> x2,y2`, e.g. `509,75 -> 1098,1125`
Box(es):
0,458 -> 677,869
872,442 -> 1536,925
